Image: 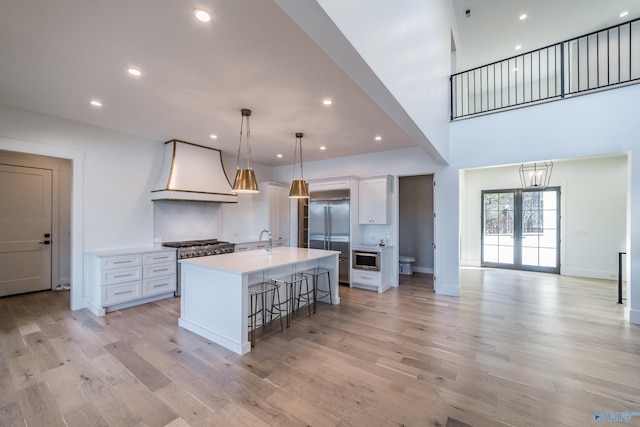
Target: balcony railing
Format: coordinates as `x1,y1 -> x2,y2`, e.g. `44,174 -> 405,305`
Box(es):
450,18 -> 640,120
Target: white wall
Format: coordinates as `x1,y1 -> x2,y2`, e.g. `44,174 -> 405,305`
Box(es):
461,155 -> 627,280
313,0 -> 453,162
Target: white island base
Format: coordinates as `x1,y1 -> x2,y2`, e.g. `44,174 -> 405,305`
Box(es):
178,247 -> 339,355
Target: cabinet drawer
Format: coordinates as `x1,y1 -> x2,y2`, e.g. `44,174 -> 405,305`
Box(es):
102,266 -> 143,285
143,251 -> 176,264
352,271 -> 381,287
101,254 -> 142,270
252,242 -> 269,250
234,244 -> 252,252
273,239 -> 289,247
143,275 -> 176,297
143,262 -> 176,278
102,281 -> 142,306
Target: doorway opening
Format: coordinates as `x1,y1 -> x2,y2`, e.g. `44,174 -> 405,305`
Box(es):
398,174 -> 434,280
0,150 -> 72,297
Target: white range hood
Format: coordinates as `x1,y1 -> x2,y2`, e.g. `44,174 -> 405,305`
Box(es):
151,140 -> 238,203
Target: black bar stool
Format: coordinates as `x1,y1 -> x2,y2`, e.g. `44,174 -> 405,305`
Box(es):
302,267 -> 332,314
271,273 -> 312,327
247,282 -> 284,347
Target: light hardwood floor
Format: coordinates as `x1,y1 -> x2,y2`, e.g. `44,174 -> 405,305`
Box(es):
1,269 -> 639,426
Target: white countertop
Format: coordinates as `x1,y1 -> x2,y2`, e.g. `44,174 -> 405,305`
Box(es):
352,244 -> 393,251
180,247 -> 340,274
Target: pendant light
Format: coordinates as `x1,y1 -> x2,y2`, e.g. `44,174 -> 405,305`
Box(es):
519,161 -> 553,188
289,132 -> 309,198
232,108 -> 259,193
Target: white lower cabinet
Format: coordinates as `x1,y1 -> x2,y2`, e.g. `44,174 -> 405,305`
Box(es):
86,247 -> 177,316
350,245 -> 394,293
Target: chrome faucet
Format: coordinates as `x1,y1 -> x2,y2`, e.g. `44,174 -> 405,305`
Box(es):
259,229 -> 272,254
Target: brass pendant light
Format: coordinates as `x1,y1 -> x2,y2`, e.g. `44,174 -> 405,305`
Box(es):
289,132 -> 309,198
232,108 -> 259,193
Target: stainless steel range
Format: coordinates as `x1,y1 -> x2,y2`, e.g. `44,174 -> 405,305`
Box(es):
162,239 -> 235,295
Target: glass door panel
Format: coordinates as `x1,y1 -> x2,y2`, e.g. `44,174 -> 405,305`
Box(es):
482,191 -> 514,266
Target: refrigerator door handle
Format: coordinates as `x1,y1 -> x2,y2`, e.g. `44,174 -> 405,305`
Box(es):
327,206 -> 332,250
324,206 -> 329,250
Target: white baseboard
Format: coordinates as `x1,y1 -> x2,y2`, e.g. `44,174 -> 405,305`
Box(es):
626,308 -> 640,325
562,268 -> 617,281
435,282 -> 460,296
413,266 -> 434,274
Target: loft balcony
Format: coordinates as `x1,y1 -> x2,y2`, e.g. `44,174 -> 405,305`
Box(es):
450,18 -> 640,120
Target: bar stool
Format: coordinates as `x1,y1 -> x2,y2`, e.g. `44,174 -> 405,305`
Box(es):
271,273 -> 312,327
247,282 -> 284,347
302,267 -> 332,314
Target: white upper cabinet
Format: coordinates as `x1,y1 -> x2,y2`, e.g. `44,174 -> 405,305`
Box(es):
358,176 -> 391,225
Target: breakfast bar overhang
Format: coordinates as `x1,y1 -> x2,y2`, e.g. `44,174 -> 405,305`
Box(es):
178,247 -> 340,354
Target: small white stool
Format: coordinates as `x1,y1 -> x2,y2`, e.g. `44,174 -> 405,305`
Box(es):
399,256 -> 416,275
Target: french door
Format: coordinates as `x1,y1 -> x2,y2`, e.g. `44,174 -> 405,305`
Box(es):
481,187 -> 560,273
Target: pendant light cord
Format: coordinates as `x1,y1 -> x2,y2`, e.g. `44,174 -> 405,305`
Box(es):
237,109 -> 253,171
292,132 -> 304,180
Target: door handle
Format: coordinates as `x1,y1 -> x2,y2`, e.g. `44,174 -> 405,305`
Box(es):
40,240 -> 51,245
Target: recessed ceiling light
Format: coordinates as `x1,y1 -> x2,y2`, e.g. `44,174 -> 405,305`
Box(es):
127,67 -> 141,77
620,11 -> 629,18
515,45 -> 522,50
322,99 -> 332,105
209,134 -> 217,139
194,9 -> 211,22
320,146 -> 326,150
374,136 -> 382,141
519,13 -> 527,20
277,154 -> 283,158
90,100 -> 102,107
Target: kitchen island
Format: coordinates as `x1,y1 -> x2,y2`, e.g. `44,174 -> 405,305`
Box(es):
178,247 -> 340,355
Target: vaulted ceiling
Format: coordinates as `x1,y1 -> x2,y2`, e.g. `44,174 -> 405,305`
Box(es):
0,1 -> 634,166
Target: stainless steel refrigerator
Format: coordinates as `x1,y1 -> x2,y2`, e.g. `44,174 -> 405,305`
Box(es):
308,189 -> 350,284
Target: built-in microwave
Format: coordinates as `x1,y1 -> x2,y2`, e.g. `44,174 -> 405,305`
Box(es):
352,249 -> 380,271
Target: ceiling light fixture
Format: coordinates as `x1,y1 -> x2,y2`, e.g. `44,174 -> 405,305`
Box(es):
210,134 -> 217,139
90,100 -> 102,107
232,108 -> 259,193
519,14 -> 527,20
127,67 -> 141,77
620,11 -> 629,18
519,161 -> 553,188
374,136 -> 382,141
515,45 -> 522,50
320,146 -> 326,150
277,154 -> 283,158
289,132 -> 309,199
194,9 -> 211,22
323,99 -> 333,105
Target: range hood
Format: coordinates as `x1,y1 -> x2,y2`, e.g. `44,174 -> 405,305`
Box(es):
151,140 -> 238,203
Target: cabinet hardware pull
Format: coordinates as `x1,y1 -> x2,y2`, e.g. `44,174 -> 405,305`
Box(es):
113,274 -> 132,278
153,268 -> 168,273
153,283 -> 167,288
152,256 -> 169,260
114,290 -> 133,295
113,260 -> 132,264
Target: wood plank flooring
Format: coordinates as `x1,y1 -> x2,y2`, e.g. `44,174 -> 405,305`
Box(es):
1,268 -> 639,426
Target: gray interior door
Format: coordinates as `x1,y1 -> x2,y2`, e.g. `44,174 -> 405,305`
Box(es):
0,164 -> 53,296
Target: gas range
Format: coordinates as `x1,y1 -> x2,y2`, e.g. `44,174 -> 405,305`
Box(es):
162,239 -> 235,259
162,239 -> 235,296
